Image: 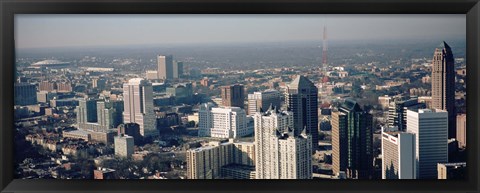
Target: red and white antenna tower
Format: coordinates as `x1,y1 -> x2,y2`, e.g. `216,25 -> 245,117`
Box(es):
322,26 -> 328,69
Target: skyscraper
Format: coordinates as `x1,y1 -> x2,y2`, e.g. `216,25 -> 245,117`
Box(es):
14,83 -> 37,106
173,61 -> 184,79
186,140 -> 255,179
407,109 -> 448,179
254,107 -> 312,179
387,98 -> 426,131
77,98 -> 98,125
75,98 -> 118,144
123,78 -> 157,137
381,129 -> 416,179
157,55 -> 174,80
96,100 -> 114,132
331,99 -> 373,179
198,105 -> 252,139
285,75 -> 319,152
221,84 -> 245,108
431,42 -> 456,139
247,89 -> 282,115
331,110 -> 347,176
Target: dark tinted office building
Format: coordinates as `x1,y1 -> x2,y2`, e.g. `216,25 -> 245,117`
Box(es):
14,83 -> 37,106
332,99 -> 373,179
221,84 -> 245,108
431,42 -> 456,138
285,75 -> 319,152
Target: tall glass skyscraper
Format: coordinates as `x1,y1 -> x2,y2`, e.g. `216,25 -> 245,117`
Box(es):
285,75 -> 319,152
332,99 -> 373,179
431,42 -> 456,138
123,78 -> 157,137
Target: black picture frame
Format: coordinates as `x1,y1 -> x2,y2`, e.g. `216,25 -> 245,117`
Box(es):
1,0 -> 479,193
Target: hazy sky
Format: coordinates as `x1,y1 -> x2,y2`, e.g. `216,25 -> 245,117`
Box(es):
15,14 -> 465,49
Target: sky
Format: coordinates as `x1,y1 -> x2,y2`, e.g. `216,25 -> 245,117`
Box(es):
15,14 -> 466,49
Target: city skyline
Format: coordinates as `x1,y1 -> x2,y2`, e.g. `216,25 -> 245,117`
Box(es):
13,15 -> 467,180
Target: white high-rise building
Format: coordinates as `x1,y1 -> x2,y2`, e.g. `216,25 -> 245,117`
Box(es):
186,140 -> 255,179
247,90 -> 282,115
381,129 -> 416,179
254,107 -> 312,179
123,78 -> 157,137
114,134 -> 134,158
198,103 -> 252,139
407,109 -> 448,179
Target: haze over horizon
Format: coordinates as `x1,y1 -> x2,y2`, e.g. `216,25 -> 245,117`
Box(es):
15,14 -> 465,49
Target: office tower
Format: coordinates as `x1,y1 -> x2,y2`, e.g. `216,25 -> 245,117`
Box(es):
112,100 -> 124,127
456,114 -> 466,148
198,104 -> 252,139
186,140 -> 255,179
331,110 -> 347,176
114,134 -> 134,158
247,89 -> 282,115
75,98 -> 118,144
437,162 -> 466,179
381,129 -> 416,179
431,42 -> 456,139
407,109 -> 448,179
198,103 -> 216,136
92,78 -> 106,90
387,98 -> 426,131
123,78 -> 157,137
254,107 -> 312,179
97,100 -> 114,132
221,84 -> 245,108
173,61 -> 184,79
157,55 -> 174,80
14,83 -> 37,106
331,99 -> 373,179
76,98 -> 98,125
285,75 -> 319,152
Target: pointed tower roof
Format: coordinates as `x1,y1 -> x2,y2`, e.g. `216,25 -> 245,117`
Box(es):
288,75 -> 315,89
267,103 -> 274,112
301,126 -> 307,136
441,41 -> 451,49
341,98 -> 362,112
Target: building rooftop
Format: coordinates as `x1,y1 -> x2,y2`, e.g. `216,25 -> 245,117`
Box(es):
64,129 -> 89,136
288,75 -> 315,89
127,78 -> 146,85
95,167 -> 116,173
417,109 -> 447,113
341,98 -> 362,112
438,162 -> 466,167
